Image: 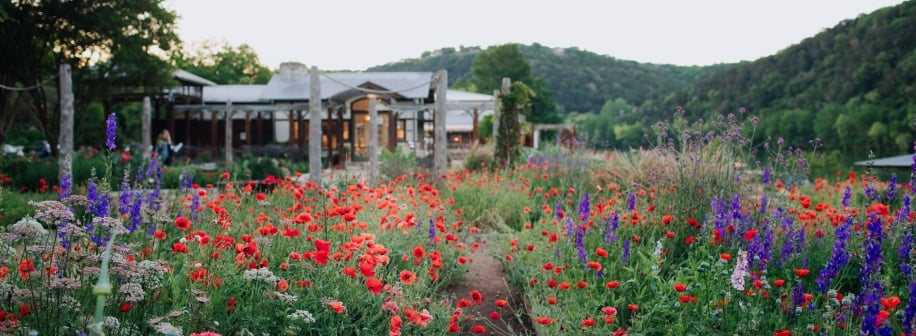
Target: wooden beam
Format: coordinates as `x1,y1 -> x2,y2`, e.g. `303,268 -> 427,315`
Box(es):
309,66 -> 322,183
184,110 -> 191,148
257,111 -> 264,146
58,64 -> 73,181
434,70 -> 448,177
369,97 -> 378,185
225,101 -> 233,170
210,110 -> 218,159
288,110 -> 295,148
245,110 -> 252,147
142,97 -> 152,160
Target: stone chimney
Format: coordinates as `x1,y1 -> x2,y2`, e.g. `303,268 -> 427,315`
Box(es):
278,62 -> 309,80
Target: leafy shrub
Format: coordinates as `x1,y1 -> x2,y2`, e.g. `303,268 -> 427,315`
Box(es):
379,147 -> 422,180
461,145 -> 495,172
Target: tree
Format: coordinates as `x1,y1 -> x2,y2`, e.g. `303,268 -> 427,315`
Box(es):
471,44 -> 559,123
0,1 -> 179,154
495,82 -> 534,167
174,41 -> 274,84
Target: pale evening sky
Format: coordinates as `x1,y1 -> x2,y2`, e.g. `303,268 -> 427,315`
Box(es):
163,0 -> 905,71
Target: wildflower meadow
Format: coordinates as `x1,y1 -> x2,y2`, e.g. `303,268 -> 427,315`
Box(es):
2,110 -> 916,336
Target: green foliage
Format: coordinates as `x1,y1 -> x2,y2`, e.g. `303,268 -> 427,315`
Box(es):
174,41 -> 274,84
461,146 -> 496,172
496,82 -> 535,167
231,156 -> 283,181
378,147 -> 422,180
478,115 -> 494,140
0,0 -> 179,150
0,190 -> 55,227
643,1 -> 916,164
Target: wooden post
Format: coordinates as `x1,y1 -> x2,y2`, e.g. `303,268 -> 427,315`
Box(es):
225,101 -> 233,170
297,110 -> 306,150
184,110 -> 191,147
369,96 -> 378,185
471,108 -> 480,144
58,64 -> 73,181
142,97 -> 152,159
309,66 -> 322,183
257,112 -> 264,145
434,69 -> 448,177
245,110 -> 252,147
210,109 -> 218,159
167,103 -> 175,141
287,110 -> 295,148
492,89 -> 500,149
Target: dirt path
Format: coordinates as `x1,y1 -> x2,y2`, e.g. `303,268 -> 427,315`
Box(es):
443,238 -> 535,335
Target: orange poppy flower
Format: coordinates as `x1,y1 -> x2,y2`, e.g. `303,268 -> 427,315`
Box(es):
399,270 -> 417,285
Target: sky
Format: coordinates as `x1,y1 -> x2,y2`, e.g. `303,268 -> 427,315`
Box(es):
163,0 -> 905,71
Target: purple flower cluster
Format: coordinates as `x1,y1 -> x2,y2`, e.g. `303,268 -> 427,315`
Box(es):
105,113 -> 117,150
903,280 -> 916,332
577,192 -> 590,222
859,214 -> 886,335
887,174 -> 897,202
575,227 -> 587,266
816,215 -> 852,291
428,219 -> 437,244
604,212 -> 619,243
621,239 -> 630,266
842,185 -> 852,208
762,167 -> 771,185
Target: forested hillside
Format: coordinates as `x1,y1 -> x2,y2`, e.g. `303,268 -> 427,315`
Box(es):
640,1 -> 916,164
368,44 -> 733,114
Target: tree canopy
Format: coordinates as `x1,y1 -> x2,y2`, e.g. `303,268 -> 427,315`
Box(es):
174,41 -> 274,85
0,0 -> 180,151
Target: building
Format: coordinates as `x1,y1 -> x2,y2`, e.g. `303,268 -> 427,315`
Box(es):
168,63 -> 494,165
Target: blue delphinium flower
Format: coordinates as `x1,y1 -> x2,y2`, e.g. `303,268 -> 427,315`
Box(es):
105,113 -> 117,150
762,167 -> 771,185
888,174 -> 898,202
575,226 -> 587,266
578,192 -> 590,222
621,239 -> 630,266
816,215 -> 852,291
59,173 -> 72,200
428,218 -> 437,244
604,212 -> 618,243
902,280 -> 916,332
118,178 -> 132,216
128,193 -> 143,233
859,214 -> 886,335
627,193 -> 636,212
842,185 -> 852,208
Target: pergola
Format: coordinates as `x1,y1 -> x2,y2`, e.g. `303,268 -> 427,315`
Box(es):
156,64 -> 461,182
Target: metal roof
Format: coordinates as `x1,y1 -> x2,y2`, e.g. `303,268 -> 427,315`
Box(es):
260,71 -> 435,102
854,154 -> 914,168
447,90 -> 494,103
174,69 -> 218,86
203,85 -> 267,104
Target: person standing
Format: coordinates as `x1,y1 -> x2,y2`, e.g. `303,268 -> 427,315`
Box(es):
157,129 -> 172,165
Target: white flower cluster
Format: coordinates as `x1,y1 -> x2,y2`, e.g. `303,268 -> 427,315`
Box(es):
137,260 -> 168,289
275,292 -> 298,304
288,310 -> 316,323
243,267 -> 278,283
118,282 -> 146,302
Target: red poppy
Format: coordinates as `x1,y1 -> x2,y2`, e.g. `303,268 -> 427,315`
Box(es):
595,247 -> 609,257
744,229 -> 757,241
606,280 -> 620,289
470,290 -> 483,304
174,216 -> 191,231
773,279 -> 785,287
471,325 -> 485,334
119,303 -> 131,312
794,269 -> 810,277
674,283 -> 687,292
412,245 -> 426,259
581,318 -> 595,328
366,277 -> 383,294
535,317 -> 554,325
489,311 -> 500,320
627,304 -> 639,312
495,299 -> 507,307
400,270 -> 417,285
